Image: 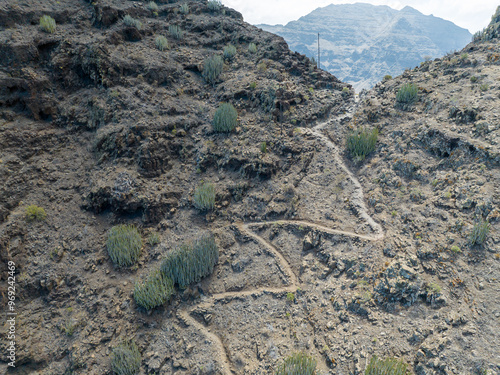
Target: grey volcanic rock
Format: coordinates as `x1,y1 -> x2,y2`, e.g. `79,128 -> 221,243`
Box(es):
259,3 -> 472,91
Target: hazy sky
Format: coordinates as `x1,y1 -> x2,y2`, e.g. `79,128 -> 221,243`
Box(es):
220,0 -> 499,34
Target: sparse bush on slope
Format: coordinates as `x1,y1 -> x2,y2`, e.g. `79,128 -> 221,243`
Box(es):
111,341 -> 141,375
213,103 -> 238,133
347,127 -> 378,161
107,225 -> 142,267
161,233 -> 219,289
365,355 -> 408,375
134,268 -> 175,310
203,55 -> 224,85
395,83 -> 418,110
193,182 -> 216,210
275,352 -> 317,375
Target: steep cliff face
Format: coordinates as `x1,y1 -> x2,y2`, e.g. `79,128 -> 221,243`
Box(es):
259,3 -> 472,91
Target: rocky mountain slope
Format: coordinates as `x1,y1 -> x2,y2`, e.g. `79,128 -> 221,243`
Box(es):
259,3 -> 472,92
0,1 -> 499,375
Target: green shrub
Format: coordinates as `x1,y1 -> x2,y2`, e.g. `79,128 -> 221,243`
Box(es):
25,205 -> 47,222
193,182 -> 216,211
106,225 -> 142,267
470,75 -> 478,83
248,42 -> 257,53
169,25 -> 183,39
395,83 -> 418,109
470,220 -> 490,245
450,245 -> 461,253
147,232 -> 161,246
275,352 -> 317,375
260,86 -> 276,112
40,15 -> 56,33
134,268 -> 174,310
161,233 -> 219,288
213,103 -> 238,132
346,127 -> 378,161
365,356 -> 408,375
147,1 -> 158,12
260,141 -> 267,153
203,55 -> 224,85
480,83 -> 489,91
383,74 -> 392,81
123,15 -> 142,30
179,3 -> 189,14
111,341 -> 141,375
155,36 -> 168,51
207,0 -> 222,11
223,44 -> 237,60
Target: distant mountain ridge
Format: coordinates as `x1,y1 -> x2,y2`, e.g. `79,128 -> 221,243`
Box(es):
258,3 -> 472,91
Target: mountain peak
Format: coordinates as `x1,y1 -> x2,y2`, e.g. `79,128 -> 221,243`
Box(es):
259,3 -> 472,91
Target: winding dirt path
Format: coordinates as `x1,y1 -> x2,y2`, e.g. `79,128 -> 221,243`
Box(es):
177,114 -> 385,375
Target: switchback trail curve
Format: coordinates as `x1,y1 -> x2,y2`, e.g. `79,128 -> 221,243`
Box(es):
177,113 -> 385,375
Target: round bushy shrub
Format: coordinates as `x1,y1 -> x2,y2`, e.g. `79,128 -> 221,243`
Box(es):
202,55 -> 224,85
147,1 -> 158,12
193,182 -> 216,211
470,220 -> 490,245
161,233 -> 219,289
25,205 -> 47,222
275,352 -> 317,375
213,103 -> 238,132
169,25 -> 183,39
207,0 -> 222,11
107,225 -> 142,267
346,127 -> 378,161
134,268 -> 174,310
123,15 -> 142,30
39,15 -> 56,33
248,42 -> 257,53
179,3 -> 189,14
395,83 -> 418,109
223,44 -> 237,60
111,341 -> 141,375
155,36 -> 168,51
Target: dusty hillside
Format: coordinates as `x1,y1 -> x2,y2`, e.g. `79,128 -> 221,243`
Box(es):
0,1 -> 498,375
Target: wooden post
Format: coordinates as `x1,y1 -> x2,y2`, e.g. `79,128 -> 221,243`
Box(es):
318,33 -> 320,69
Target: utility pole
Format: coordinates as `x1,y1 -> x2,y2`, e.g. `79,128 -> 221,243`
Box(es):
318,33 -> 320,69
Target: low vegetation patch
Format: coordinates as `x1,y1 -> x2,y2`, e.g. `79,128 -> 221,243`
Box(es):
275,352 -> 317,375
395,83 -> 418,109
161,233 -> 219,288
223,44 -> 237,60
147,1 -> 158,12
193,182 -> 216,211
346,127 -> 378,161
134,268 -> 175,310
179,3 -> 189,14
25,205 -> 47,222
155,36 -> 168,51
248,42 -> 257,53
169,25 -> 183,39
123,15 -> 142,30
207,0 -> 222,11
203,55 -> 224,85
213,102 -> 238,132
111,341 -> 141,375
39,15 -> 56,33
107,225 -> 142,267
470,220 -> 490,245
365,355 -> 408,374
